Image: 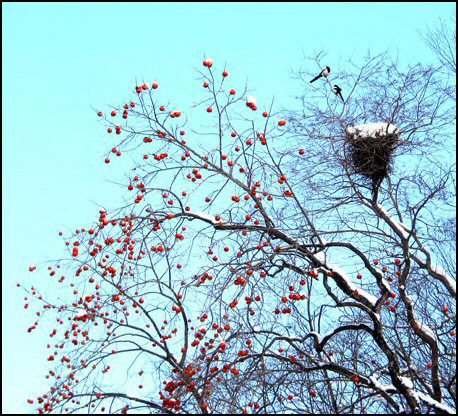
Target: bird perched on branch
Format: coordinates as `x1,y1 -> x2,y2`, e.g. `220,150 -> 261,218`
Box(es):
310,66 -> 331,83
333,84 -> 344,102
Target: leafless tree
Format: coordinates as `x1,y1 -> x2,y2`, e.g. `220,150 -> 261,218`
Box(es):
420,11 -> 456,102
21,22 -> 456,416
421,12 -> 456,76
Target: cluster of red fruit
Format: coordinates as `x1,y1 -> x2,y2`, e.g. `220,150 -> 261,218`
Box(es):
135,82 -> 158,93
202,58 -> 213,68
246,98 -> 257,111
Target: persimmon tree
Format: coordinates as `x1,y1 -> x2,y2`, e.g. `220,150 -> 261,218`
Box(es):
20,45 -> 456,415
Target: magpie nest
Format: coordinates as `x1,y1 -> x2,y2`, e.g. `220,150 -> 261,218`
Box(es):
345,123 -> 400,190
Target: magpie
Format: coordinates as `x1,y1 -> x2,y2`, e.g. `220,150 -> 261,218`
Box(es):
333,84 -> 344,102
310,66 -> 331,83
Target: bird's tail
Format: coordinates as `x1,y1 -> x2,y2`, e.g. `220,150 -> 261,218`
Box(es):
310,75 -> 321,83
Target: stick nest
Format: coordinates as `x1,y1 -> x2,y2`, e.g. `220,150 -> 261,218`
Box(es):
345,124 -> 400,189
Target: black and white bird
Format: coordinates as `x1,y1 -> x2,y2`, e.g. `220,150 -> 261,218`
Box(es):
333,84 -> 344,102
309,66 -> 331,83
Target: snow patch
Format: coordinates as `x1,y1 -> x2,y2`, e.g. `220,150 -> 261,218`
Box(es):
189,211 -> 225,225
418,322 -> 437,341
414,391 -> 456,414
327,262 -> 378,308
376,204 -> 410,239
309,331 -> 323,344
400,376 -> 413,389
369,375 -> 395,392
429,264 -> 456,293
346,122 -> 399,137
314,251 -> 326,263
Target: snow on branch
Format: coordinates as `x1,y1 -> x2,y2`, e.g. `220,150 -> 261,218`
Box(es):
411,251 -> 456,298
427,263 -> 456,297
374,203 -> 411,240
183,211 -> 226,226
325,262 -> 378,309
369,375 -> 396,393
413,391 -> 456,414
374,203 -> 456,297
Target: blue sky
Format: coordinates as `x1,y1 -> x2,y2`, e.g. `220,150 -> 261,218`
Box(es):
2,2 -> 455,413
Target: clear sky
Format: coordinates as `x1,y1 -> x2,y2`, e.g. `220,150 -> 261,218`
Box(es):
2,2 -> 455,414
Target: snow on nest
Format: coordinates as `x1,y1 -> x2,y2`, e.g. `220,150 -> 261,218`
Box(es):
346,122 -> 399,137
